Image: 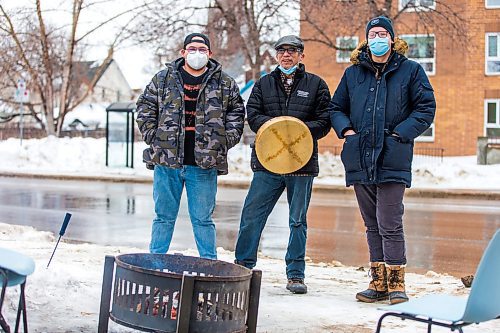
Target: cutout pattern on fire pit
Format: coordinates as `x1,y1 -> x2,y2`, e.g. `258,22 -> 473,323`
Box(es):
98,253 -> 261,333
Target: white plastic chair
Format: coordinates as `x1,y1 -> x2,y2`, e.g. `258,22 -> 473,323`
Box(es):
375,229 -> 500,332
0,247 -> 35,333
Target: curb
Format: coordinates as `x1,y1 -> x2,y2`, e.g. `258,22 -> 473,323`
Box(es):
314,182 -> 500,200
1,171 -> 500,200
0,171 -> 152,184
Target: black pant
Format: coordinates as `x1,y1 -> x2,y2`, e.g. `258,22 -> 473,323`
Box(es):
353,183 -> 406,265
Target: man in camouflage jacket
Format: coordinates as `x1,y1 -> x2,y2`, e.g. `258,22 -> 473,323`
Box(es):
136,33 -> 245,259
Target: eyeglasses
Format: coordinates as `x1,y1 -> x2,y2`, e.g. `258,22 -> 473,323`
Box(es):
368,31 -> 389,39
186,47 -> 209,54
276,47 -> 301,55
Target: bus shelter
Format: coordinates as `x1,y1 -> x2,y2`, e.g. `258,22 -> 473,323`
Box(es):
105,102 -> 136,168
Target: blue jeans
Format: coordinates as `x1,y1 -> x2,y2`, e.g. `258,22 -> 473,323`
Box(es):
235,171 -> 314,279
150,165 -> 218,259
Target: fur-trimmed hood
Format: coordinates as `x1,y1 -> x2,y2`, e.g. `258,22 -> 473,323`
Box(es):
350,38 -> 409,65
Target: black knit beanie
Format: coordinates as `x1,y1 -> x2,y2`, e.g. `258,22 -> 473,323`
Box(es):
366,16 -> 394,39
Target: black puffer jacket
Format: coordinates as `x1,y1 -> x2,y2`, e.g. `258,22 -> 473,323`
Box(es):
329,39 -> 436,187
247,64 -> 331,176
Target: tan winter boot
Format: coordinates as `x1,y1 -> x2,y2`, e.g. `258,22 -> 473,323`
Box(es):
355,262 -> 389,303
386,265 -> 409,304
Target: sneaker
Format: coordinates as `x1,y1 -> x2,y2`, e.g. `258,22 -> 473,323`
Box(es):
234,259 -> 250,268
286,278 -> 307,294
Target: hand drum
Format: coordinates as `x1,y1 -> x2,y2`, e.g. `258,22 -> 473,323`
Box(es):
255,116 -> 313,174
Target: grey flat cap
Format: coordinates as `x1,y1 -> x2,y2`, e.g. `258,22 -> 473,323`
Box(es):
274,35 -> 304,50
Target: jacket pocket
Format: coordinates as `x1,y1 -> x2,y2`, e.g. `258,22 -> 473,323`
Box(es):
143,147 -> 162,165
341,133 -> 362,172
153,127 -> 177,150
195,127 -> 228,168
381,136 -> 413,171
196,149 -> 219,169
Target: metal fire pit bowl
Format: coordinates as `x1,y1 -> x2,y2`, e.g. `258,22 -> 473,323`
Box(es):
98,253 -> 262,333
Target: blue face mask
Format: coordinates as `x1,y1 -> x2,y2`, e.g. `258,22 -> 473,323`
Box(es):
368,36 -> 390,57
278,65 -> 297,75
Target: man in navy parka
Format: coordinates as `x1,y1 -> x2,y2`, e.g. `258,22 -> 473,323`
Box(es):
329,16 -> 436,305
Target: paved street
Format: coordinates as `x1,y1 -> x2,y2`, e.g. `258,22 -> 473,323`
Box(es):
0,176 -> 499,277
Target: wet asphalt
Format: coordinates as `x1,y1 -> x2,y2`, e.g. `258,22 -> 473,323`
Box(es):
0,176 -> 499,277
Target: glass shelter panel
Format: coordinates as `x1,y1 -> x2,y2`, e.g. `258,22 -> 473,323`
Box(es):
106,102 -> 136,168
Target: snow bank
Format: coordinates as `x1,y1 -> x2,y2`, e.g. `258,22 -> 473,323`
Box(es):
1,223 -> 498,332
1,137 -> 499,190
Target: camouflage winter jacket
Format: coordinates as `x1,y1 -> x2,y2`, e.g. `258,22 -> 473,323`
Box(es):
136,58 -> 245,175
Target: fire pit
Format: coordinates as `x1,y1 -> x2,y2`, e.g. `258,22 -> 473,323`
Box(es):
98,253 -> 261,333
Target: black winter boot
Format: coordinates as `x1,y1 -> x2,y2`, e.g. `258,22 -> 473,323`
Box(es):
356,262 -> 389,303
387,265 -> 409,304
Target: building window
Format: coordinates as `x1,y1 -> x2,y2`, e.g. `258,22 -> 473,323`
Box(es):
399,0 -> 435,11
485,100 -> 500,137
486,33 -> 500,75
486,0 -> 500,8
336,36 -> 358,63
400,34 -> 436,75
416,123 -> 435,142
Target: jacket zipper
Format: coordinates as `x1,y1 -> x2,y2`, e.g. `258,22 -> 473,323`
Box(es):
276,73 -> 299,112
196,71 -> 213,106
173,70 -> 186,164
276,77 -> 289,113
286,77 -> 300,110
193,69 -> 219,163
371,78 -> 381,182
365,55 -> 397,182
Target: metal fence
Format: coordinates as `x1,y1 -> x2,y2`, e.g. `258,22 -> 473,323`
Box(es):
414,147 -> 444,163
321,145 -> 444,163
0,126 -> 107,140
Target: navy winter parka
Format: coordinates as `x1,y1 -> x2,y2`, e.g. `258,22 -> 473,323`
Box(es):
248,64 -> 331,176
329,39 -> 436,187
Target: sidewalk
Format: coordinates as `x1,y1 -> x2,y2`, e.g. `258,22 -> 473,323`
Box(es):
2,169 -> 500,200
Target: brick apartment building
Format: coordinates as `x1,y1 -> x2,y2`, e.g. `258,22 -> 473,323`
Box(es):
301,0 -> 500,156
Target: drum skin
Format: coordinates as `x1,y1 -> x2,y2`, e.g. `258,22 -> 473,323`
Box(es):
255,116 -> 313,174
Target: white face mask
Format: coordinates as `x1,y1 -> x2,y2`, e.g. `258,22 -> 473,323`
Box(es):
186,51 -> 209,70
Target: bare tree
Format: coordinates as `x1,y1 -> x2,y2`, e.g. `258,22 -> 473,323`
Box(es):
0,0 -> 149,136
130,0 -> 298,82
125,0 -> 207,69
299,0 -> 467,52
208,0 -> 298,81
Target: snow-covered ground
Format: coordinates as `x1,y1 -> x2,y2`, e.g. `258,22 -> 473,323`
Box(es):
1,223 -> 499,333
0,136 -> 499,190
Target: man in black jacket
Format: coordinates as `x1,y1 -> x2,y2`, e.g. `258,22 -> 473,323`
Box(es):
234,35 -> 331,294
329,17 -> 436,304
